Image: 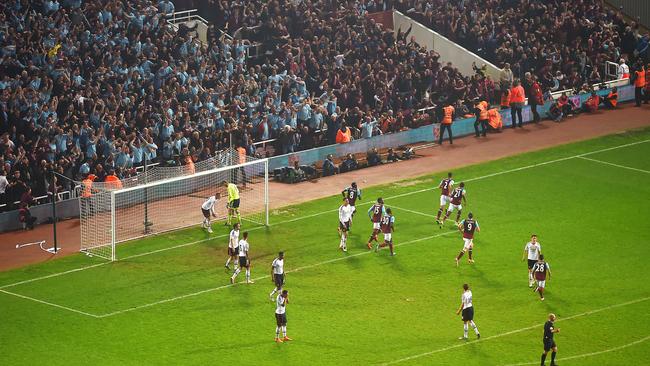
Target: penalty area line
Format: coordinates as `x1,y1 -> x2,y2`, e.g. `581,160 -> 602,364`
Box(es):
0,289 -> 100,318
577,156 -> 650,174
379,296 -> 650,365
501,335 -> 650,366
96,231 -> 457,318
2,138 -> 648,290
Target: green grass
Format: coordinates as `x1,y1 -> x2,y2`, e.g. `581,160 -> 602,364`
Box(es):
2,128 -> 650,365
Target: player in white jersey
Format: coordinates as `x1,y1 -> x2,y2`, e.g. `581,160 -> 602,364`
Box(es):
200,192 -> 220,233
274,290 -> 292,342
269,252 -> 285,301
231,232 -> 253,284
522,234 -> 542,287
225,223 -> 240,271
456,283 -> 480,340
338,198 -> 354,252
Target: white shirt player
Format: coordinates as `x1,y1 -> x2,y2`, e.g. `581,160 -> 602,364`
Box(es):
201,196 -> 217,211
461,290 -> 473,309
229,229 -> 240,249
275,294 -> 287,314
238,239 -> 249,257
272,258 -> 284,275
524,241 -> 542,260
339,204 -> 354,224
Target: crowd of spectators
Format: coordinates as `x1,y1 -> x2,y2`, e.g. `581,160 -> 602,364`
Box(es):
0,0 -> 645,213
392,0 -> 649,92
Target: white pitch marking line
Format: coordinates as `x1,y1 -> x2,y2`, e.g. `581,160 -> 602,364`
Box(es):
2,138 -> 648,290
501,335 -> 650,366
388,205 -> 437,219
578,156 -> 650,174
97,231 -> 457,318
0,289 -> 100,318
380,296 -> 650,365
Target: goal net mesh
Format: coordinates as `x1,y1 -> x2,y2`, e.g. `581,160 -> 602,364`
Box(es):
79,152 -> 268,261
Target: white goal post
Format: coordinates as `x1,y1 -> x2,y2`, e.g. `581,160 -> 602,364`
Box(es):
79,158 -> 269,261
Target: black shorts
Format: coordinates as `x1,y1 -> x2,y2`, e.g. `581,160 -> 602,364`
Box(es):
202,208 -> 211,218
229,199 -> 240,209
339,220 -> 350,231
275,313 -> 287,326
228,247 -> 238,257
461,307 -> 474,321
543,339 -> 556,352
238,256 -> 248,268
274,273 -> 285,288
528,259 -> 537,269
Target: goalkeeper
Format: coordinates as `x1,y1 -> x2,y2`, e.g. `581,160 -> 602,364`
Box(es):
223,181 -> 241,225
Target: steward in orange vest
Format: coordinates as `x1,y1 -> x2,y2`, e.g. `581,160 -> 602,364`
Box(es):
104,170 -> 123,190
645,64 -> 650,104
438,104 -> 455,145
633,66 -> 646,106
487,108 -> 503,131
500,88 -> 510,109
582,91 -> 600,113
81,174 -> 96,198
602,87 -> 618,109
474,100 -> 489,137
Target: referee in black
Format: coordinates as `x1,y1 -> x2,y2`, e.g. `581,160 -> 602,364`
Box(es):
541,313 -> 560,366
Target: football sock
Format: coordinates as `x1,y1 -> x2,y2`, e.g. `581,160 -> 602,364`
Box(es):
463,323 -> 469,338
457,251 -> 465,260
551,351 -> 556,364
436,208 -> 443,220
470,320 -> 479,334
282,326 -> 287,337
236,210 -> 241,223
232,268 -> 241,279
276,326 -> 280,338
389,242 -> 394,255
270,289 -> 277,297
225,257 -> 231,267
529,272 -> 533,283
539,289 -> 544,298
468,250 -> 473,260
340,236 -> 345,248
541,353 -> 547,365
456,211 -> 461,222
246,268 -> 250,281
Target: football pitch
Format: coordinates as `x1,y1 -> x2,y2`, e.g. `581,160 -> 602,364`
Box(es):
1,128 -> 650,365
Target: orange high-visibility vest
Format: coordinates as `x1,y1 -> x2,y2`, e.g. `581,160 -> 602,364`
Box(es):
646,69 -> 650,90
487,108 -> 503,129
634,68 -> 646,88
104,175 -> 123,190
81,179 -> 93,198
237,147 -> 246,164
509,85 -> 525,103
442,106 -> 454,124
607,92 -> 618,107
477,101 -> 488,120
185,156 -> 195,174
336,128 -> 352,143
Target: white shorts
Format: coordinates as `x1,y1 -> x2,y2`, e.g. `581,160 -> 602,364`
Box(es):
383,233 -> 392,241
463,238 -> 473,250
536,280 -> 546,288
351,205 -> 356,213
439,195 -> 451,206
373,222 -> 381,230
447,203 -> 462,212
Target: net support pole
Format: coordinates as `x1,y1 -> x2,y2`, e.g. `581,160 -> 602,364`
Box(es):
110,191 -> 116,261
143,155 -> 152,234
50,171 -> 60,254
264,159 -> 269,226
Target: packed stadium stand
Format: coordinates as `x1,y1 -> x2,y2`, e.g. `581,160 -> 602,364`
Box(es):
0,0 -> 648,214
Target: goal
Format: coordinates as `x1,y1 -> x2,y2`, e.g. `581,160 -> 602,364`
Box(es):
79,158 -> 269,261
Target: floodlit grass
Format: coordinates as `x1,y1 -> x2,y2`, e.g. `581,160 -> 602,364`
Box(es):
1,128 -> 649,365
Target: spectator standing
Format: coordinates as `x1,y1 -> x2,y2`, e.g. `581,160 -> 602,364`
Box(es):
499,63 -> 514,98
473,100 -> 488,137
509,80 -> 526,128
617,59 -> 630,80
529,76 -> 544,123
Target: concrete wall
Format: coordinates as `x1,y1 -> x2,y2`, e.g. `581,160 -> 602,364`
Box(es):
606,0 -> 650,28
391,10 -> 502,80
0,199 -> 79,232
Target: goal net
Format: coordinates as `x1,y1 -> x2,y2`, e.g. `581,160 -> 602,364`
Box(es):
79,157 -> 269,261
